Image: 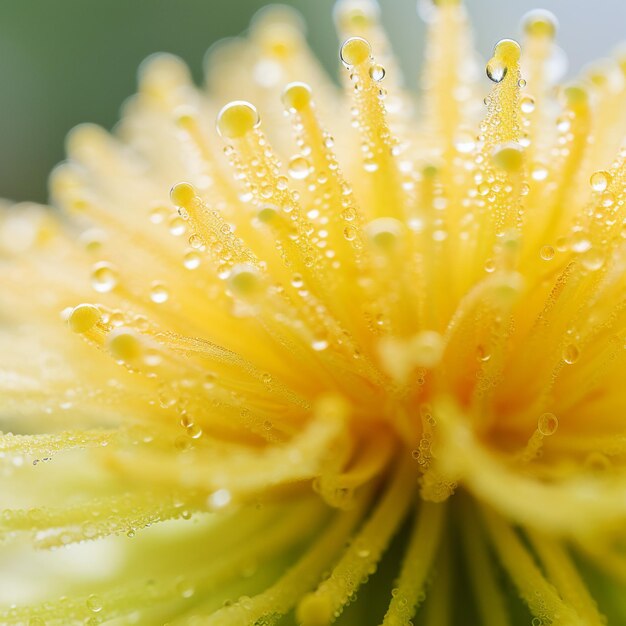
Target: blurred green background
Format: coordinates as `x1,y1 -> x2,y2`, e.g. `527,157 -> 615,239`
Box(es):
1,0 -> 624,203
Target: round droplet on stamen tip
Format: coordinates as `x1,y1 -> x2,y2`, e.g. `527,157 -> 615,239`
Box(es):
521,9 -> 558,39
417,0 -> 460,23
538,412 -> 558,436
91,261 -> 119,294
170,182 -> 197,209
107,328 -> 142,362
562,84 -> 589,111
364,217 -> 405,251
282,81 -> 313,112
590,170 -> 611,192
216,101 -> 260,139
334,0 -> 380,30
68,304 -> 101,334
494,38 -> 521,64
340,36 -> 372,68
227,263 -> 262,297
491,142 -> 525,172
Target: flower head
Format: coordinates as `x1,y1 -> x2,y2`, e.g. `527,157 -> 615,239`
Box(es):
2,1 -> 626,624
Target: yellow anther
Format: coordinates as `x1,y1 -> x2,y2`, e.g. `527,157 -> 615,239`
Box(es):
227,264 -> 262,297
282,82 -> 313,112
522,9 -> 558,40
297,593 -> 334,626
491,142 -> 525,172
562,84 -> 589,113
216,101 -> 260,139
68,304 -> 101,334
493,39 -> 521,65
170,182 -> 197,209
340,36 -> 372,67
410,331 -> 445,369
107,328 -> 142,362
257,204 -> 278,223
365,217 -> 405,251
334,0 -> 380,30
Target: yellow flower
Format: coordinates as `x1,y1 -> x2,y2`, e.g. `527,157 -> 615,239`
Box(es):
2,1 -> 626,624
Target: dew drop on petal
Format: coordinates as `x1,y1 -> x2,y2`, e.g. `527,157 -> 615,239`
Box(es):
150,282 -> 169,304
288,156 -> 312,180
86,594 -> 103,613
562,344 -> 580,364
590,170 -> 611,192
91,262 -> 118,293
538,412 -> 558,436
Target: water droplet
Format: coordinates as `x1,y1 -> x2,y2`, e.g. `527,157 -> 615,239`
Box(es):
531,163 -> 548,181
538,412 -> 558,436
571,233 -> 591,253
183,251 -> 201,270
188,233 -> 205,249
518,78 -> 527,88
288,156 -> 312,180
176,579 -> 195,599
311,339 -> 329,351
520,95 -> 535,113
476,345 -> 491,362
486,59 -> 507,83
149,206 -> 167,224
186,423 -> 203,439
590,170 -> 611,192
343,225 -> 358,241
580,249 -> 604,271
562,344 -> 580,364
369,64 -> 386,81
150,282 -> 169,304
91,262 -> 118,293
208,488 -> 232,510
540,245 -> 555,261
454,130 -> 476,154
168,215 -> 186,236
86,594 -> 103,613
